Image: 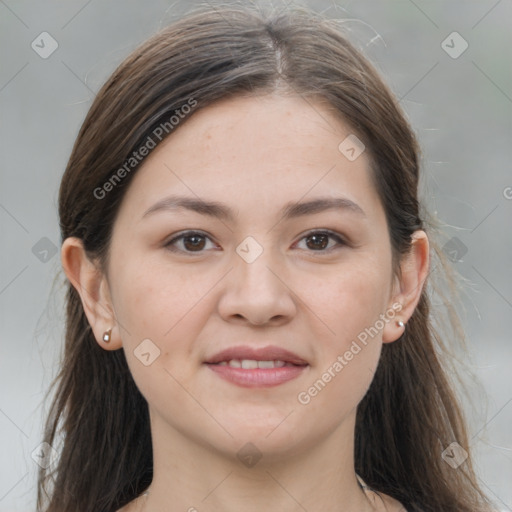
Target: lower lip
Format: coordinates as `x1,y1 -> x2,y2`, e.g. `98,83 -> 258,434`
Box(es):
205,363 -> 308,388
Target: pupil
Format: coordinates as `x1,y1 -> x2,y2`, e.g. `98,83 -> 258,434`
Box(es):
184,235 -> 205,251
307,234 -> 328,250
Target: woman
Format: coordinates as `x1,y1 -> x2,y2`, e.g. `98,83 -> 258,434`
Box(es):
37,3 -> 494,511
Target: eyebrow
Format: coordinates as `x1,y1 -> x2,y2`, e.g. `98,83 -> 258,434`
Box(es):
141,195 -> 366,221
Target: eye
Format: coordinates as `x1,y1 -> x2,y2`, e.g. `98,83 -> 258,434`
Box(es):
294,230 -> 347,252
164,229 -> 347,254
164,231 -> 218,253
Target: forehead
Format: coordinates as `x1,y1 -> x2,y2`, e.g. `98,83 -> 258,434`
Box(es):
116,93 -> 383,222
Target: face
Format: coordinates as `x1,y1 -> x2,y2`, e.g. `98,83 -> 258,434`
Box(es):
100,94 -> 403,461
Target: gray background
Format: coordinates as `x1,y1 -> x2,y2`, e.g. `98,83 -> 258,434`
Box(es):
1,0 -> 511,510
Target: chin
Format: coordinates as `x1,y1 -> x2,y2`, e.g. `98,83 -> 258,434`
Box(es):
218,413 -> 308,450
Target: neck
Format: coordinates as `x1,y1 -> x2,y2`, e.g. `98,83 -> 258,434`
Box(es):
140,409 -> 373,512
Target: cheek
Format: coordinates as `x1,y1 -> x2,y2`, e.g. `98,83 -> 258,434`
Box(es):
301,256 -> 390,406
112,255 -> 213,339
310,256 -> 391,343
111,261 -> 214,407
111,257 -> 223,390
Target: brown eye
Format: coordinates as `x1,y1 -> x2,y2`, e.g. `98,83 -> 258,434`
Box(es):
305,233 -> 329,250
183,234 -> 206,251
296,230 -> 346,252
165,231 -> 216,253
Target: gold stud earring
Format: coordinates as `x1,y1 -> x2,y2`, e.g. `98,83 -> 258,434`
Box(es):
102,328 -> 112,343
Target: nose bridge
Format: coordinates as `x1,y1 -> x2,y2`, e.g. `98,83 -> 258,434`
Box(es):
233,234 -> 281,292
217,235 -> 296,324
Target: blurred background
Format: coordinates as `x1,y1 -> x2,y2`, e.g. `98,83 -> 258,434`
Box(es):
1,0 -> 511,510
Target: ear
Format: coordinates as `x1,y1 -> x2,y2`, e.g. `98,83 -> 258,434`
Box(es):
382,230 -> 430,343
60,237 -> 122,350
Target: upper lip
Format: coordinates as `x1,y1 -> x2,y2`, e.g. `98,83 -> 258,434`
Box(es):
204,345 -> 309,365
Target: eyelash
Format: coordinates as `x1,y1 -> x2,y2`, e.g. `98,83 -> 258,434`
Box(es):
164,229 -> 348,254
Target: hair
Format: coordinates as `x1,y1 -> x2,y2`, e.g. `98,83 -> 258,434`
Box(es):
37,2 -> 493,511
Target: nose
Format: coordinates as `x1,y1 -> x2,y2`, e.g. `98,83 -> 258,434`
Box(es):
216,246 -> 297,327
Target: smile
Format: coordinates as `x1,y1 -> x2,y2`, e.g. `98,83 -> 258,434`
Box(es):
205,360 -> 308,388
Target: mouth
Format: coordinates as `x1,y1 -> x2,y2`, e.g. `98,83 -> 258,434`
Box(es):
204,345 -> 309,388
207,359 -> 304,369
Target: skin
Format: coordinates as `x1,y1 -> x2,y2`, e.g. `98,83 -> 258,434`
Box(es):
62,93 -> 429,512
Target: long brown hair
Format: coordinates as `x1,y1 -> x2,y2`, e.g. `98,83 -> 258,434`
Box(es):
37,3 -> 493,511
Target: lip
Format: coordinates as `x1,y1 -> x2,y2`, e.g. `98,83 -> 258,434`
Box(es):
206,363 -> 308,388
204,345 -> 309,366
204,345 -> 309,389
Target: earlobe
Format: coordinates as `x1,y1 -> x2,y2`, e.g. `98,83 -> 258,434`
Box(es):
60,237 -> 121,350
382,230 -> 430,343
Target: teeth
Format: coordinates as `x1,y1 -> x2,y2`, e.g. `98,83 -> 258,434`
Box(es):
257,360 -> 276,369
219,359 -> 289,369
241,359 -> 258,369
